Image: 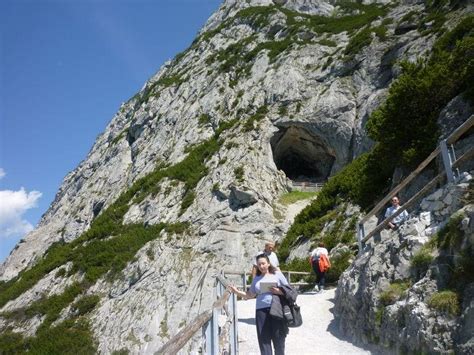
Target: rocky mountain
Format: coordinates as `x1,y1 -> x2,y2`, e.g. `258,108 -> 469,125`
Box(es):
0,0 -> 472,353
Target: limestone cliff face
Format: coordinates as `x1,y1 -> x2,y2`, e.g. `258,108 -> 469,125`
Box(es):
335,172 -> 474,354
0,0 -> 471,353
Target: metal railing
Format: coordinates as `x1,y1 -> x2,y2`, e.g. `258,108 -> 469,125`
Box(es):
291,181 -> 325,192
223,270 -> 312,290
357,115 -> 474,252
156,269 -> 312,354
156,274 -> 238,355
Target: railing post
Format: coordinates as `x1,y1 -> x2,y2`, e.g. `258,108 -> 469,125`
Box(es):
206,308 -> 219,355
229,290 -> 238,355
450,143 -> 460,180
357,223 -> 365,255
440,139 -> 455,183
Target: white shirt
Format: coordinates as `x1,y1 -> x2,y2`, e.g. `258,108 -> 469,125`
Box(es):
310,247 -> 328,260
385,205 -> 409,225
250,271 -> 288,309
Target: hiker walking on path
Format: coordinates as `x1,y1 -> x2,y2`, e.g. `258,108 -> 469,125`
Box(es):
385,196 -> 409,230
229,254 -> 288,355
251,240 -> 280,278
310,242 -> 329,293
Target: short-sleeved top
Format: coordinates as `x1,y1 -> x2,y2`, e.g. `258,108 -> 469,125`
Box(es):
385,205 -> 409,225
310,247 -> 328,261
254,251 -> 280,268
250,271 -> 288,309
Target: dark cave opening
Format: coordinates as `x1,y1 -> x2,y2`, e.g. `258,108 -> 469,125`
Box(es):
270,125 -> 335,183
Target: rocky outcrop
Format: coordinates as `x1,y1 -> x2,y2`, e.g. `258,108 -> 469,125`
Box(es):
1,0 -> 472,353
335,173 -> 474,353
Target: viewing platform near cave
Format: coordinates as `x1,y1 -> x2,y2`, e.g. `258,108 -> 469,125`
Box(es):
290,180 -> 325,192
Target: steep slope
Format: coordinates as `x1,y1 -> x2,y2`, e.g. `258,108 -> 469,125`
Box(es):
0,0 -> 471,353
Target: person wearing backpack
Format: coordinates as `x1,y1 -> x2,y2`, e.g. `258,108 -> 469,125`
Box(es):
310,242 -> 329,293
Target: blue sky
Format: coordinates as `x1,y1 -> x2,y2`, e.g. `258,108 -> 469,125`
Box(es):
0,0 -> 222,262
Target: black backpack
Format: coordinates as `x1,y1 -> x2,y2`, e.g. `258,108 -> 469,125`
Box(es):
283,302 -> 303,327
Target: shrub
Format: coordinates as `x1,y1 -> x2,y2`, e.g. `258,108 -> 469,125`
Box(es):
234,166 -> 245,182
0,331 -> 27,353
198,113 -> 212,126
243,105 -> 268,132
344,26 -> 373,60
326,249 -> 354,283
280,257 -> 315,289
28,318 -> 97,355
428,290 -> 460,316
72,295 -> 101,316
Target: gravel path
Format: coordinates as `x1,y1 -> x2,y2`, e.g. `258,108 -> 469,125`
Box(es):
236,288 -> 375,355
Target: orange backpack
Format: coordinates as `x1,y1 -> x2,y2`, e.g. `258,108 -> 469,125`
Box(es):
318,254 -> 331,272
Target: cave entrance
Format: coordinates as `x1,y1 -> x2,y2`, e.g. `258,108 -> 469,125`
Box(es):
271,126 -> 335,183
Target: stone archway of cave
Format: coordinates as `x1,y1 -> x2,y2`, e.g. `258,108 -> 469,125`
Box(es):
270,125 -> 335,183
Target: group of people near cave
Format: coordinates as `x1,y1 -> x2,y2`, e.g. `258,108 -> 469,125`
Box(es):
228,195 -> 408,355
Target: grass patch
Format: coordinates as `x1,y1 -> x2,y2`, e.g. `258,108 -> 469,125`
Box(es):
278,191 -> 318,205
428,290 -> 460,316
243,105 -> 268,132
410,243 -> 435,275
380,281 -> 410,306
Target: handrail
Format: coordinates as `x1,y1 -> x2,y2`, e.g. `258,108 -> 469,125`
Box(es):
156,269 -> 311,354
446,115 -> 474,144
359,147 -> 440,225
224,270 -> 312,288
156,274 -> 237,355
362,174 -> 445,243
358,115 -> 473,249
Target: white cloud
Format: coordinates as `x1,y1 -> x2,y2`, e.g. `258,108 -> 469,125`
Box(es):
0,168 -> 5,179
0,188 -> 42,239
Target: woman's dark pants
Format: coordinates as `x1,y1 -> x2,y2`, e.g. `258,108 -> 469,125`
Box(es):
255,307 -> 286,355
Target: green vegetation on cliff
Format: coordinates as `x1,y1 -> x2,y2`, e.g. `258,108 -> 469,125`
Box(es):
279,15 -> 474,261
0,118 -> 240,354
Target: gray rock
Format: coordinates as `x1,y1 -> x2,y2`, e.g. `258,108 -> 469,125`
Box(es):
0,1 -> 472,353
335,178 -> 474,353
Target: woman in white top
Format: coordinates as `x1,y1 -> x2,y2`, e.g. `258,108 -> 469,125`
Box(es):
310,242 -> 329,292
229,254 -> 288,355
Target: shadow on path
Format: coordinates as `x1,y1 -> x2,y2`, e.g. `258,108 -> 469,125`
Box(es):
238,317 -> 256,325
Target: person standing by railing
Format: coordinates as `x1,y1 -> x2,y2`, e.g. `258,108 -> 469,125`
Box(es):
385,196 -> 409,230
229,254 -> 288,355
